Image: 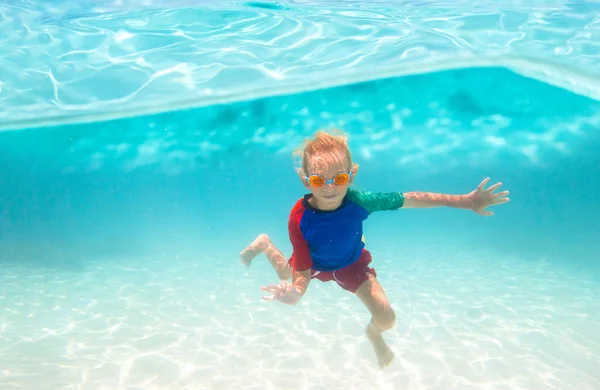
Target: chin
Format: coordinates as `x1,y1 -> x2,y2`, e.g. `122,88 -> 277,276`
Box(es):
320,194 -> 338,201
318,195 -> 341,207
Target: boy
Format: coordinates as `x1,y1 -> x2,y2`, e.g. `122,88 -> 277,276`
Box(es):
240,130 -> 509,369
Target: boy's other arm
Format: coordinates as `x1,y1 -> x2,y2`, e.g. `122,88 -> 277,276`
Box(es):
260,269 -> 310,305
285,268 -> 312,305
283,210 -> 313,304
260,202 -> 313,305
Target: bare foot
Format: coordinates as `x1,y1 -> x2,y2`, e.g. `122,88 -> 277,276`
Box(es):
240,234 -> 270,267
366,324 -> 395,369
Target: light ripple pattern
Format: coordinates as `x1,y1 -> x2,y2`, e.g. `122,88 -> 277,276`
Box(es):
0,240 -> 599,389
0,0 -> 600,130
1,68 -> 597,176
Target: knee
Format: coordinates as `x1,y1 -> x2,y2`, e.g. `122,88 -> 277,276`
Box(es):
374,307 -> 396,331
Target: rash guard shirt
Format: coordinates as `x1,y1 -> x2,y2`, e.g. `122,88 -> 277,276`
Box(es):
288,187 -> 405,272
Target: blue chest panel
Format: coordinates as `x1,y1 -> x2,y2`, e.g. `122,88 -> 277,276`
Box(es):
299,199 -> 369,272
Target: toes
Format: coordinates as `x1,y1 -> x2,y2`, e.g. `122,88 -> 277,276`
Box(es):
378,349 -> 395,369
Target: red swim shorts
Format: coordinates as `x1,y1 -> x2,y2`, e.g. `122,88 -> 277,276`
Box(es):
290,249 -> 376,293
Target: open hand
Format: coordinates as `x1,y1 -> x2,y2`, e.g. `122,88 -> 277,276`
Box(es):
466,177 -> 510,216
260,281 -> 301,305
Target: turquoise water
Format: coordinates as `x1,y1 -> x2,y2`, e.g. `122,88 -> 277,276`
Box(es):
1,1 -> 600,389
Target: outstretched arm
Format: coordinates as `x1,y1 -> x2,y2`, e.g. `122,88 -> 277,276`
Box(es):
403,177 -> 510,216
403,191 -> 470,209
260,202 -> 314,305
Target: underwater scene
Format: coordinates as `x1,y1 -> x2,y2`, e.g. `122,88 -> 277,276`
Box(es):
1,1 -> 599,389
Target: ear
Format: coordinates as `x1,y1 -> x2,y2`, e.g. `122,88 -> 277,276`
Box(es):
349,163 -> 359,183
297,168 -> 310,188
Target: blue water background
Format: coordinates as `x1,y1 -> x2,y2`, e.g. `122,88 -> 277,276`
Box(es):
1,66 -> 600,389
1,67 -> 599,273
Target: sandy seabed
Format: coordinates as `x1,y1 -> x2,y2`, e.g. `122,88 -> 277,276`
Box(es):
1,240 -> 598,390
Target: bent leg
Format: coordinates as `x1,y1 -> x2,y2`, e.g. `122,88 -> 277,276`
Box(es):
240,234 -> 292,280
355,273 -> 396,369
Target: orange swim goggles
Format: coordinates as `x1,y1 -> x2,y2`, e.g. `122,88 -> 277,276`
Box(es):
304,171 -> 353,187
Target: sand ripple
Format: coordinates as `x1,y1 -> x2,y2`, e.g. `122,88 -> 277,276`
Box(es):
0,241 -> 599,389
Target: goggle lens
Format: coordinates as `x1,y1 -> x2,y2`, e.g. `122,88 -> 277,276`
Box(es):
333,173 -> 349,185
307,172 -> 349,187
309,176 -> 325,186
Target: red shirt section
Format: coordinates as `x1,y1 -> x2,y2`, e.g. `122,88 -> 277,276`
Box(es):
287,198 -> 312,272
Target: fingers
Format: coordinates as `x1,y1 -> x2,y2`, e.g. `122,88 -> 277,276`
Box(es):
486,182 -> 503,193
478,179 -> 509,196
477,177 -> 490,191
492,190 -> 509,198
260,285 -> 281,293
476,197 -> 510,216
473,177 -> 510,216
260,283 -> 286,302
476,208 -> 494,216
492,197 -> 510,205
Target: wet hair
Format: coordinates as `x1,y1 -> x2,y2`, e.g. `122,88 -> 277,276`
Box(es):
294,129 -> 353,174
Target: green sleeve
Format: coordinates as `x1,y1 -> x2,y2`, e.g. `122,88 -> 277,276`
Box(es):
346,187 -> 405,214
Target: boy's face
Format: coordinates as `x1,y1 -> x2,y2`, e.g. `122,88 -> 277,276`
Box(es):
300,152 -> 358,211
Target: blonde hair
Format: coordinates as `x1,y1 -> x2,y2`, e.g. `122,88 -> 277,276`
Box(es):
294,129 -> 353,174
